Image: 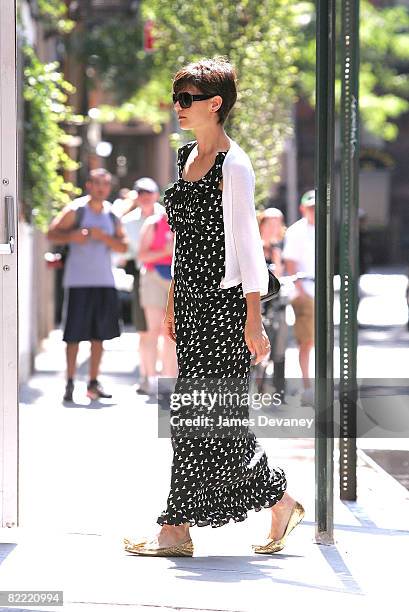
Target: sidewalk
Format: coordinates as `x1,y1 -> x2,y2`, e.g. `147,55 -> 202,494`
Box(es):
0,327 -> 408,611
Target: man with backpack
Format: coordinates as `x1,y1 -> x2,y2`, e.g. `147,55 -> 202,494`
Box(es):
47,168 -> 128,402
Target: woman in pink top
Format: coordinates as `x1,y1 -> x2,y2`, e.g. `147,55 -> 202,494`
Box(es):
137,211 -> 177,396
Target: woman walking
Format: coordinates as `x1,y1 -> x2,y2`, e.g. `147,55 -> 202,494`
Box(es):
124,57 -> 304,557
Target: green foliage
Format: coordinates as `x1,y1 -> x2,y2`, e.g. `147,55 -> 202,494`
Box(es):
359,2 -> 409,140
25,0 -> 409,223
73,0 -> 409,200
70,17 -> 154,104
99,80 -> 170,133
23,46 -> 82,230
37,0 -> 75,34
136,0 -> 300,205
297,0 -> 409,141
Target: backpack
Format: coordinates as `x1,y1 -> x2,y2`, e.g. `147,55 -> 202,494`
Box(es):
72,201 -> 119,231
55,202 -> 119,267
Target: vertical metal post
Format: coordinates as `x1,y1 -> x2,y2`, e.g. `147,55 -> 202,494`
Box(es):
339,0 -> 359,500
315,0 -> 336,543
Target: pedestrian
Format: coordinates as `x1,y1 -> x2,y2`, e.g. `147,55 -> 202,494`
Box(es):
137,209 -> 177,396
257,208 -> 288,402
111,187 -> 131,217
120,178 -> 166,390
123,57 -> 304,557
258,208 -> 286,273
47,168 -> 128,402
281,190 -> 315,405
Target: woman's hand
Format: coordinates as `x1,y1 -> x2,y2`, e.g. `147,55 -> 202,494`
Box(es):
164,306 -> 176,343
244,317 -> 270,366
164,280 -> 176,343
244,292 -> 270,365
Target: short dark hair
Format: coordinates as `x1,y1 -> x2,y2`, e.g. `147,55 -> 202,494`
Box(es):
87,168 -> 112,182
173,56 -> 237,125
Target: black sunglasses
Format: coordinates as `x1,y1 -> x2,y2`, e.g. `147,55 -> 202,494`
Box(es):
172,91 -> 218,109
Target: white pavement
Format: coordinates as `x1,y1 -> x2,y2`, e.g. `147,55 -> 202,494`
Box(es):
0,299 -> 408,611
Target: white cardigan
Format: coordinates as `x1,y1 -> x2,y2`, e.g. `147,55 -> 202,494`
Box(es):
170,136 -> 269,298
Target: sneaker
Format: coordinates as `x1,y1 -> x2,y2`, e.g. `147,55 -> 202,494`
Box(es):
301,387 -> 315,406
146,375 -> 158,397
273,389 -> 286,407
158,390 -> 172,411
136,377 -> 150,395
63,380 -> 74,402
87,380 -> 112,400
135,376 -> 158,397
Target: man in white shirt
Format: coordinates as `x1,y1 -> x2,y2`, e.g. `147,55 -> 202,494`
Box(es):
282,190 -> 315,403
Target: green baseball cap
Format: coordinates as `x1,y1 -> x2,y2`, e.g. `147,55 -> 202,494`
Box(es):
301,190 -> 316,207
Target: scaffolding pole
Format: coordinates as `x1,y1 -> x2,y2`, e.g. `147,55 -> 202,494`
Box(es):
315,0 -> 336,544
339,0 -> 360,501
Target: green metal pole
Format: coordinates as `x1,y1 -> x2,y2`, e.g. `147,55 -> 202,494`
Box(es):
339,0 -> 359,500
315,0 -> 336,544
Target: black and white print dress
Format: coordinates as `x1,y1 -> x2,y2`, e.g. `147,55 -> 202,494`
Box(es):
157,140 -> 287,528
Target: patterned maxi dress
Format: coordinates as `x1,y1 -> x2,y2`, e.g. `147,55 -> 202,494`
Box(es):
157,141 -> 287,528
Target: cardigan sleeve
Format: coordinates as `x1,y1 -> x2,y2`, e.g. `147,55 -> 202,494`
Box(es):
230,161 -> 269,296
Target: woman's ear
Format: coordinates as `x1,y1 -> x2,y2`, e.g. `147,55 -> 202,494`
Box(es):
211,95 -> 223,113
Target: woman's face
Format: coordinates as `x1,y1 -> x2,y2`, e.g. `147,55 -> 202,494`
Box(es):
174,84 -> 222,131
262,217 -> 283,239
138,190 -> 158,208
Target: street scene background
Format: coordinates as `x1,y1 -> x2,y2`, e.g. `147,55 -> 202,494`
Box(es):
2,0 -> 409,610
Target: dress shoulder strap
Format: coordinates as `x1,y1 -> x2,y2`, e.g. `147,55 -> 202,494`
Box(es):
213,150 -> 228,182
177,141 -> 196,178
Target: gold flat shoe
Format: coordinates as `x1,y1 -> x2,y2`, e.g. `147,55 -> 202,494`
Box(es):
252,500 -> 305,554
124,536 -> 194,557
123,536 -> 149,551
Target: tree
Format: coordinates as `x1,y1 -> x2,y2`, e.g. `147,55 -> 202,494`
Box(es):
69,17 -> 155,105
91,0 -> 409,203
297,0 -> 409,141
123,0 -> 301,205
36,0 -> 75,34
22,46 -> 82,229
24,0 -> 409,216
20,0 -> 83,228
